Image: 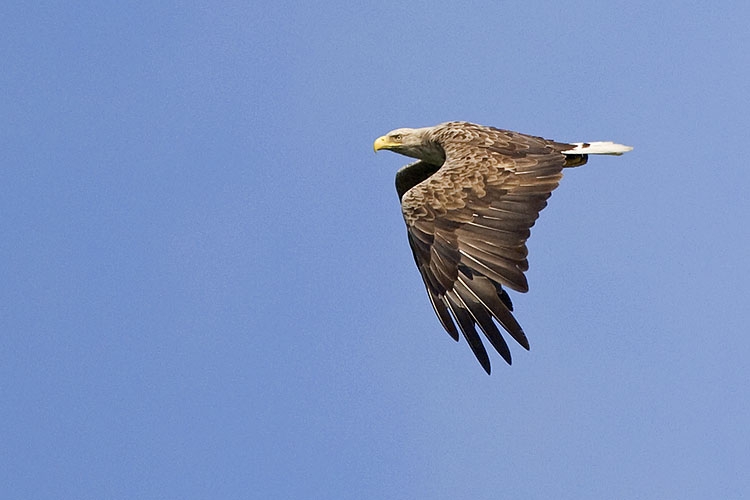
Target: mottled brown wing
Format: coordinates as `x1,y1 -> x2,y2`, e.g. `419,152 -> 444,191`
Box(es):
401,125 -> 570,373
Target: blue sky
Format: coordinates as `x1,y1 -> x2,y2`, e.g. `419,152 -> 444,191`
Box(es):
2,1 -> 749,498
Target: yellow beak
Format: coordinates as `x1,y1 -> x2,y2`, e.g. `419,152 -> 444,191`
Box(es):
373,135 -> 391,152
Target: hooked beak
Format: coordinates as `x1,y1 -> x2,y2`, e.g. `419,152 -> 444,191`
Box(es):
373,135 -> 391,152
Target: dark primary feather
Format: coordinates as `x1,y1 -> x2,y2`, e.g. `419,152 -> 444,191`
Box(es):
398,122 -> 581,374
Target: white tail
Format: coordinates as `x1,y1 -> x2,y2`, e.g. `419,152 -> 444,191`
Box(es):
563,141 -> 633,156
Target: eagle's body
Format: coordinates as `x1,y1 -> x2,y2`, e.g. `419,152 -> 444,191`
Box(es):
374,121 -> 632,374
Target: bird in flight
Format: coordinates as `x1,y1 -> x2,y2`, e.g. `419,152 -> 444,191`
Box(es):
374,121 -> 632,374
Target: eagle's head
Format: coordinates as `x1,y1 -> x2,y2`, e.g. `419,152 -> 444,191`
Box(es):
374,127 -> 445,165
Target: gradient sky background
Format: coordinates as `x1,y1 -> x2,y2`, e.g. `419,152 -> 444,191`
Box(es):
3,1 -> 749,499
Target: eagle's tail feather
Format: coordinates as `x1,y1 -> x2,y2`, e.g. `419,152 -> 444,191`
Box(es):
563,141 -> 633,156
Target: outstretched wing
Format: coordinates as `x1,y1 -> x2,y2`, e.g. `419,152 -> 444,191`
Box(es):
401,123 -> 573,373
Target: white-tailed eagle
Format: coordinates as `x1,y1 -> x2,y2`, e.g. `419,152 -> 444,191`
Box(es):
374,121 -> 632,374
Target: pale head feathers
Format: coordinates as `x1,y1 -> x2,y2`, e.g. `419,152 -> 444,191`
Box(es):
373,126 -> 446,165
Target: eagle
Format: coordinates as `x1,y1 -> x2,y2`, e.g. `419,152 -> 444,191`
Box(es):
374,121 -> 632,374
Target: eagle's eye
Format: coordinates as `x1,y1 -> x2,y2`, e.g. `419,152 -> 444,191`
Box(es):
391,134 -> 402,142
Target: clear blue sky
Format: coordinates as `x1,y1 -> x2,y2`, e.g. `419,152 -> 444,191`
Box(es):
2,1 -> 749,498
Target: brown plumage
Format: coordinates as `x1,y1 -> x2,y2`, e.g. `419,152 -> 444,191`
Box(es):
374,121 -> 632,374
